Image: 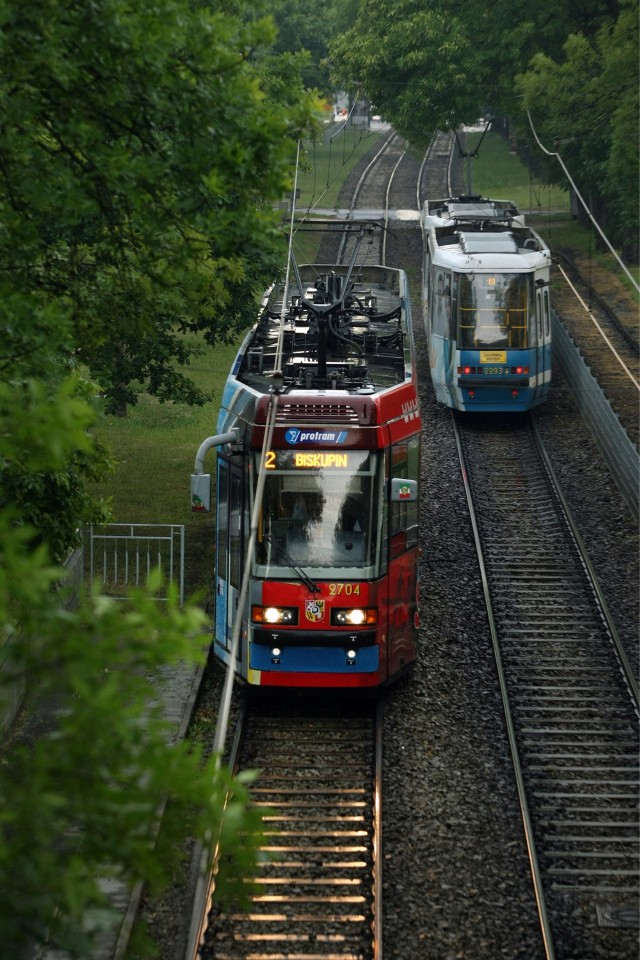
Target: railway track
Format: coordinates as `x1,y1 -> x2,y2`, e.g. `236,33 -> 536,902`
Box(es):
417,130 -> 459,208
180,129 -> 421,960
188,693 -> 383,960
453,411 -> 639,959
335,131 -> 408,268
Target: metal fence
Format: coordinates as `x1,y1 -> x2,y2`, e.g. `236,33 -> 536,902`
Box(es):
88,523 -> 185,606
2,526 -> 186,738
552,311 -> 639,522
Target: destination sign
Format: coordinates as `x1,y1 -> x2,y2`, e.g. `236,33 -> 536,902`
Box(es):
265,450 -> 351,470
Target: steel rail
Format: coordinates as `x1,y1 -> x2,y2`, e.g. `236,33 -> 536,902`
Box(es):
381,144 -> 408,266
451,411 -> 557,960
555,262 -> 640,391
453,408 -> 639,957
184,696 -> 249,960
187,696 -> 382,959
337,130 -> 399,266
530,418 -> 639,709
373,695 -> 384,960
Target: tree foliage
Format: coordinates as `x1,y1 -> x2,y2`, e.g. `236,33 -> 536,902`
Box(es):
0,2 -> 315,954
0,375 -> 112,561
0,0 -> 314,415
515,0 -> 639,253
0,0 -> 315,558
329,0 -> 621,135
244,0 -> 355,97
0,380 -> 267,958
0,546 -> 266,958
329,0 -> 479,145
328,0 -> 637,251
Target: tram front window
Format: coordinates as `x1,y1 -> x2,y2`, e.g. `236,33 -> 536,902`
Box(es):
255,449 -> 382,576
458,273 -> 530,349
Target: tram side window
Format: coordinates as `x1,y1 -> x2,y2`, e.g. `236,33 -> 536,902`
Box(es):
504,278 -> 528,349
458,275 -> 476,348
531,288 -> 540,347
432,269 -> 451,338
423,250 -> 432,303
229,466 -> 243,589
216,461 -> 229,583
389,437 -> 420,558
543,289 -> 551,338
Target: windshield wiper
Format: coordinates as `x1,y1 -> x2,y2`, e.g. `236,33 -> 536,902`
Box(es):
263,535 -> 320,594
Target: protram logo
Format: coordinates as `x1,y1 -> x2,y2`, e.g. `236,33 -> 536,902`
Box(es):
285,428 -> 348,445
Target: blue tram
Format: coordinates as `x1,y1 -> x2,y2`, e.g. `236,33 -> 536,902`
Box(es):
421,196 -> 552,412
192,241 -> 421,689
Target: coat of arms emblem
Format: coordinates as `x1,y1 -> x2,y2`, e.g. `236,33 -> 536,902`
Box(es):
305,599 -> 324,622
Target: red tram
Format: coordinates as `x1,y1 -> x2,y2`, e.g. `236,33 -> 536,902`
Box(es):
192,245 -> 422,688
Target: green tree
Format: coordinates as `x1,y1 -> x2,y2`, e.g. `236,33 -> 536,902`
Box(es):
265,0 -> 335,94
0,1 -> 314,953
0,0 -> 314,416
328,0 -> 620,143
246,0 -> 349,97
328,0 -> 636,255
0,0 -> 315,559
329,0 -> 479,145
515,0 -> 639,253
0,373 -> 111,562
0,500 -> 265,957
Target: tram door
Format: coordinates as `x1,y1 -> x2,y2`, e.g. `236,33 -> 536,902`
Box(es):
542,286 -> 551,385
215,459 -> 245,658
386,437 -> 420,677
534,282 -> 552,401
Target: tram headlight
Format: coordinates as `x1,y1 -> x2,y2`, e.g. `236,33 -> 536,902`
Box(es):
251,605 -> 298,625
331,607 -> 377,626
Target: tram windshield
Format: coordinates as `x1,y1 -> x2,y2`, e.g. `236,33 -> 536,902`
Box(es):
457,273 -> 532,349
254,448 -> 383,577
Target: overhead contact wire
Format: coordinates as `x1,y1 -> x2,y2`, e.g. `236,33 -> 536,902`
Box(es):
526,109 -> 639,294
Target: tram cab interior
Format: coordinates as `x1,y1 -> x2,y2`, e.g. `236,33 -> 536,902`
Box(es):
255,449 -> 381,577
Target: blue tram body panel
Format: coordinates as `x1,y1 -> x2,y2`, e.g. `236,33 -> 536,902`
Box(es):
421,196 -> 553,413
197,246 -> 422,690
250,642 -> 379,675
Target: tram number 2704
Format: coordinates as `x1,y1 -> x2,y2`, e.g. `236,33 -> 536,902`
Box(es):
328,583 -> 361,596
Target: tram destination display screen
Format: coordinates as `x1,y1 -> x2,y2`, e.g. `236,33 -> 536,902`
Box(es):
264,450 -> 355,471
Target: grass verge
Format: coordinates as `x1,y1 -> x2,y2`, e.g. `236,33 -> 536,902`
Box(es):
466,130 -> 638,294
464,130 -> 570,214
297,123 -> 384,210
92,338 -> 240,596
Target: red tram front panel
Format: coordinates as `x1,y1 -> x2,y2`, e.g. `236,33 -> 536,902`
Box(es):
234,388 -> 421,688
246,546 -> 419,687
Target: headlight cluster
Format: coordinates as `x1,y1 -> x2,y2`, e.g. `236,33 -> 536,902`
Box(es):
331,607 -> 377,626
251,605 -> 298,625
251,605 -> 377,627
